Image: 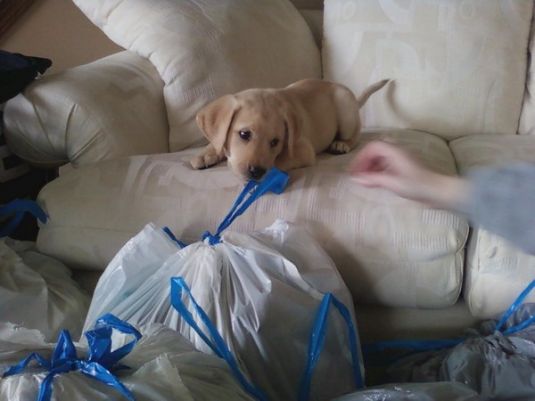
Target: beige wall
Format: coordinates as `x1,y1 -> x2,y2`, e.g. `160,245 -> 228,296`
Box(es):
0,0 -> 122,73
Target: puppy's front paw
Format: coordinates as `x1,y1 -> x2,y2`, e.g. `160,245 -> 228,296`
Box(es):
190,153 -> 220,169
190,156 -> 207,169
328,141 -> 351,155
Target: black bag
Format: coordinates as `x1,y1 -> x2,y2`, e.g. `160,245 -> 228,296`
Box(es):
0,50 -> 51,103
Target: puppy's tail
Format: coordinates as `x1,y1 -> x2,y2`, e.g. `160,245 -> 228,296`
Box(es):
357,79 -> 389,107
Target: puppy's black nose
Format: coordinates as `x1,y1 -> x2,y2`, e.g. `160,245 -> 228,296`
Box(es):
248,166 -> 266,180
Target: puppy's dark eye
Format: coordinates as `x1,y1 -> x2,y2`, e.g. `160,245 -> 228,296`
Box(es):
270,138 -> 280,148
239,130 -> 251,141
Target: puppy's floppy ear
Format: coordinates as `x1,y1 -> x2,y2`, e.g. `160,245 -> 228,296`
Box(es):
196,95 -> 239,155
284,106 -> 300,159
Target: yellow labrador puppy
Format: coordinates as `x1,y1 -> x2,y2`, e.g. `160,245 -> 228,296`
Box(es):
190,78 -> 389,180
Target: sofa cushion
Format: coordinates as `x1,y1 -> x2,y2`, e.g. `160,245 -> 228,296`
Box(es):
36,129 -> 466,309
4,51 -> 168,167
450,135 -> 535,318
323,0 -> 532,139
73,0 -> 321,152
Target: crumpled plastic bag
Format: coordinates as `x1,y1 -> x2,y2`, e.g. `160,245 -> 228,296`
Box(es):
83,220 -> 363,401
333,382 -> 480,401
0,320 -> 255,401
385,296 -> 535,401
0,238 -> 90,340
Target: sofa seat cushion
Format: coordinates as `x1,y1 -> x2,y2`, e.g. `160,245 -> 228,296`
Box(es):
323,0 -> 532,139
36,129 -> 467,308
450,135 -> 535,318
73,0 -> 321,152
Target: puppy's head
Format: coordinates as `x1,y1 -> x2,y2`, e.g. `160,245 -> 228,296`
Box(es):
196,89 -> 299,180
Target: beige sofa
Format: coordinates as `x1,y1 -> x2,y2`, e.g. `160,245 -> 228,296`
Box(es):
4,0 -> 535,342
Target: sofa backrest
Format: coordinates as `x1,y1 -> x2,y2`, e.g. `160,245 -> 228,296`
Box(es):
322,0 -> 533,139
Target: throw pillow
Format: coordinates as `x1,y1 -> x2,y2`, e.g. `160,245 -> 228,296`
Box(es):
74,0 -> 321,151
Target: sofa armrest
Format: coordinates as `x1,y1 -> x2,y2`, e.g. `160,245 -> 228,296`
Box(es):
450,134 -> 535,318
3,51 -> 169,167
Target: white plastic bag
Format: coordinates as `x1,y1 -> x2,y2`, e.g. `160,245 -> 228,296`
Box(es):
0,238 -> 90,340
0,316 -> 255,401
333,382 -> 480,401
84,170 -> 364,401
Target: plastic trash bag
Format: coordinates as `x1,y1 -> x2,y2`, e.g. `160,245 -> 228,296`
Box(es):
84,169 -> 364,401
332,382 -> 480,401
0,238 -> 90,340
376,280 -> 535,401
0,315 -> 255,401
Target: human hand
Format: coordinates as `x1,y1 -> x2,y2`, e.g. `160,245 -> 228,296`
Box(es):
349,141 -> 467,209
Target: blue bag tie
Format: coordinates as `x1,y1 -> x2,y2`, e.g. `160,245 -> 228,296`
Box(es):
494,279 -> 535,335
0,199 -> 48,238
3,314 -> 142,401
298,293 -> 364,401
202,168 -> 288,245
363,279 -> 535,356
162,226 -> 187,248
170,277 -> 268,401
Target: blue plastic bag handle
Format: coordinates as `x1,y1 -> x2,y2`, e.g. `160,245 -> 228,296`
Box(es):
495,279 -> 535,335
0,199 -> 48,237
88,313 -> 142,364
203,168 -> 288,245
170,277 -> 268,401
363,279 -> 535,356
298,293 -> 364,401
2,353 -> 51,376
2,314 -> 140,401
162,227 -> 187,248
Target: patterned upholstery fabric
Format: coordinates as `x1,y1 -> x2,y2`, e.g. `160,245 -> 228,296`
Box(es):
36,128 -> 467,308
450,135 -> 535,318
323,0 -> 532,139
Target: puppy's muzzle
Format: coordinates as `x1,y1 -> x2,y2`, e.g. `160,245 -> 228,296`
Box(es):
248,166 -> 266,180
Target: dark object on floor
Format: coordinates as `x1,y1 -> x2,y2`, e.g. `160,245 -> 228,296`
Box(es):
0,50 -> 52,103
0,51 -> 54,240
0,166 -> 56,240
